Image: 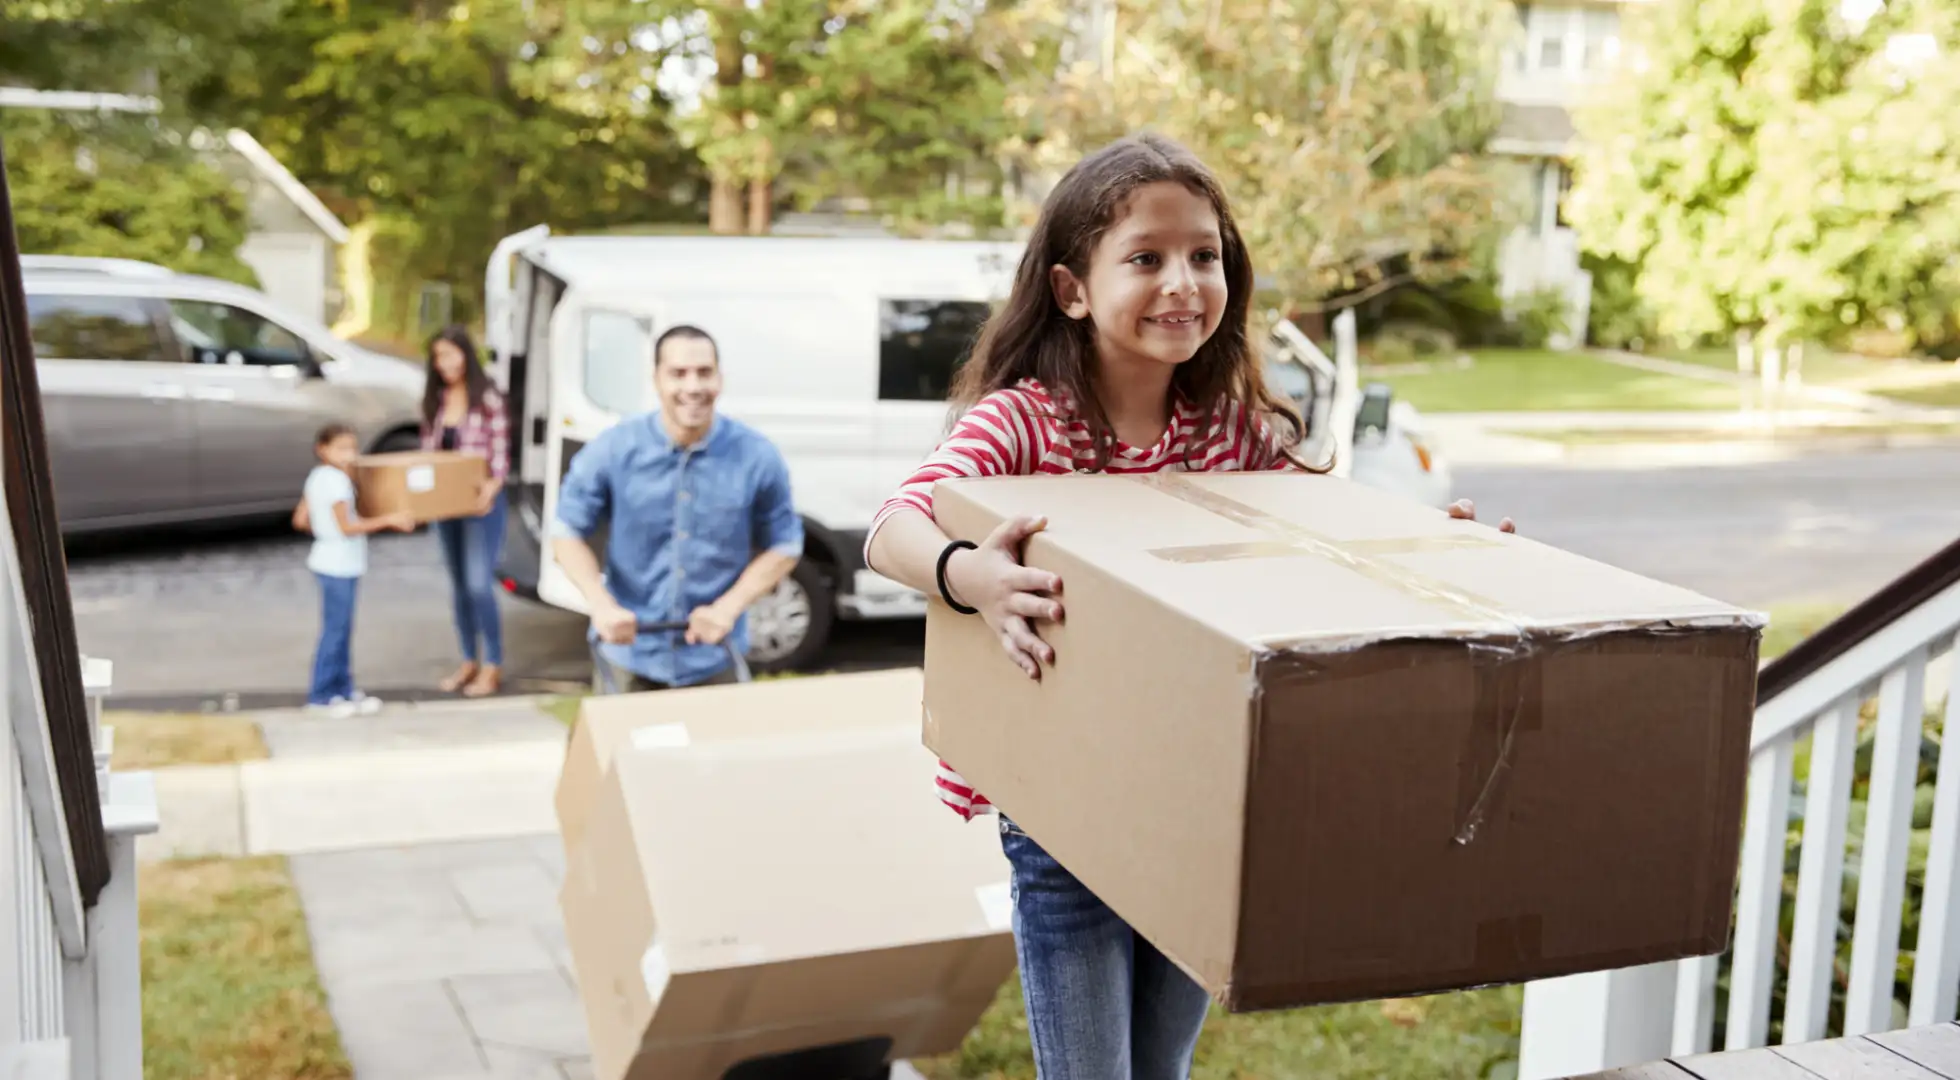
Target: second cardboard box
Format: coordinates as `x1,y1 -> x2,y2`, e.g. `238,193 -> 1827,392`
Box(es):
355,450 -> 486,523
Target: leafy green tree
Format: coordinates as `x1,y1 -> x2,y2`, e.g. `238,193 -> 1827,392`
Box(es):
190,0 -> 705,325
0,0 -> 275,276
673,0 -> 1062,235
1016,0 -> 1519,315
1566,0 -> 1960,356
0,109 -> 255,282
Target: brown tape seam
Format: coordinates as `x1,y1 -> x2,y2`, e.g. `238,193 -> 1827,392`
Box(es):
1134,472 -> 1538,846
1133,472 -> 1521,630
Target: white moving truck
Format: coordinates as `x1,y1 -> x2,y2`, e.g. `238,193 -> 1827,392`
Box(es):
481,228 -> 1453,673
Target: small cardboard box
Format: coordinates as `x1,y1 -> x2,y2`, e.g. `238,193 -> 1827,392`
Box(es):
922,470 -> 1764,1012
353,450 -> 485,523
555,668 -> 930,858
557,688 -> 1015,1080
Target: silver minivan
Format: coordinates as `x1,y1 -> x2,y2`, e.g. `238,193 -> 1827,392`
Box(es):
22,257 -> 427,534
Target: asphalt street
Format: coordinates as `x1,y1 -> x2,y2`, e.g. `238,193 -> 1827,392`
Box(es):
66,445 -> 1960,709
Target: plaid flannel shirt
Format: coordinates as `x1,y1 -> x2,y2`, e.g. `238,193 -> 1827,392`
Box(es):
421,387 -> 511,482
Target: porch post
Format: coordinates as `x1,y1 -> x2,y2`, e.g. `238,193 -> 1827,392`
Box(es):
1518,963 -> 1678,1080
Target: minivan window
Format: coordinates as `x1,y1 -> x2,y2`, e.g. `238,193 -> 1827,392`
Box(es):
583,310 -> 652,415
879,299 -> 990,401
26,294 -> 166,362
167,300 -> 310,368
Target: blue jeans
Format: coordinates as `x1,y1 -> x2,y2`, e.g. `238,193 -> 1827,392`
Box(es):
308,573 -> 359,705
1000,816 -> 1212,1079
434,494 -> 506,666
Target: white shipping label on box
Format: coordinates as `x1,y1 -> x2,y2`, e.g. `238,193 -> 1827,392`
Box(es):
975,882 -> 1013,931
405,465 -> 436,493
630,723 -> 691,750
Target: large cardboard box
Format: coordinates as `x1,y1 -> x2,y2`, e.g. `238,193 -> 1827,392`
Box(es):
558,676 -> 1016,1080
555,668 -> 929,857
922,470 -> 1763,1012
354,450 -> 486,523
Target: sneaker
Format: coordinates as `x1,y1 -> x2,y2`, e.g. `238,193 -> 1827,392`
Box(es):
349,693 -> 384,716
305,699 -> 357,719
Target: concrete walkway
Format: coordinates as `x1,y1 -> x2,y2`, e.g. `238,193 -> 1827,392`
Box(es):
135,697 -> 926,1080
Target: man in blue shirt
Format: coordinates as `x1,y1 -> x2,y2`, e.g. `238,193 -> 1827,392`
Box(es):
551,325 -> 803,690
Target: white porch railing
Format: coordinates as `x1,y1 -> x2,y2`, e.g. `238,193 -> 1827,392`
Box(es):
0,472 -> 157,1077
1520,573 -> 1960,1077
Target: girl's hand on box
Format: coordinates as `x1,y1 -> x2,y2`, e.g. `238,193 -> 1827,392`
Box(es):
388,512 -> 417,533
945,515 -> 1065,681
1449,498 -> 1516,535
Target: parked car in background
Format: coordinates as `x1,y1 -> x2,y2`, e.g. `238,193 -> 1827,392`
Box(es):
20,256 -> 427,535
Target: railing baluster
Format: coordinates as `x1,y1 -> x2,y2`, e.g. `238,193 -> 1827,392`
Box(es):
1673,954 -> 1719,1056
1784,699 -> 1860,1043
1845,648 -> 1929,1035
1727,731 -> 1795,1048
1908,646 -> 1960,1025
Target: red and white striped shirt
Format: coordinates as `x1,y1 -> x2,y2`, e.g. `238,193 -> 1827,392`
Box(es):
866,378 -> 1293,821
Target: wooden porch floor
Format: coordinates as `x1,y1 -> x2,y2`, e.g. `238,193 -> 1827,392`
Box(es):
1577,1023 -> 1960,1079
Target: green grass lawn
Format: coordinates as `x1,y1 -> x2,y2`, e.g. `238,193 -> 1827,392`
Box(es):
1881,381 -> 1960,408
106,710 -> 268,770
1498,420 -> 1960,447
917,976 -> 1523,1080
1659,348 -> 1960,407
141,856 -> 351,1080
1368,349 -> 1742,413
1761,600 -> 1850,661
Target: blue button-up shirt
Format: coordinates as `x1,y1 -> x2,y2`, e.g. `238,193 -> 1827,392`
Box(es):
551,412 -> 803,685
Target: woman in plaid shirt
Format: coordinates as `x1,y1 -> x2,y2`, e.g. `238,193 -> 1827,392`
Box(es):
421,325 -> 513,698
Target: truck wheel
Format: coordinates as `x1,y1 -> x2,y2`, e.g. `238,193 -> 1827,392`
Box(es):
744,559 -> 835,674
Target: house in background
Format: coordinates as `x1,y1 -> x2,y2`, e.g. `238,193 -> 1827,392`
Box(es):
0,88 -> 349,326
217,129 -> 350,326
1491,0 -> 1650,349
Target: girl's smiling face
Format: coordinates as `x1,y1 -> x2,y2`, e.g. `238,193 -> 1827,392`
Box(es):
1049,180 -> 1229,375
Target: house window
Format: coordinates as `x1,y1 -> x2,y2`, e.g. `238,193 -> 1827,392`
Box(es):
878,299 -> 991,401
1582,8 -> 1620,68
1538,34 -> 1565,71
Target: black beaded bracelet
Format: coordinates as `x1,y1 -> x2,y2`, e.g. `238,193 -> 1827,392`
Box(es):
936,539 -> 979,615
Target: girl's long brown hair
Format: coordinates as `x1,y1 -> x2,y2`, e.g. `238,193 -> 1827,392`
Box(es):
950,133 -> 1327,473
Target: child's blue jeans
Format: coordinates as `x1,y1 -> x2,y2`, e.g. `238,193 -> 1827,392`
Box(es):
308,572 -> 359,706
999,815 -> 1212,1079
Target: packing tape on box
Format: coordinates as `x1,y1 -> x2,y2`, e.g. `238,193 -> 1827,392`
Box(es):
1130,473 -> 1543,846
1131,473 -> 1517,627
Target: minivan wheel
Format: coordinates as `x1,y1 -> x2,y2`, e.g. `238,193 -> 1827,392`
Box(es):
745,559 -> 835,674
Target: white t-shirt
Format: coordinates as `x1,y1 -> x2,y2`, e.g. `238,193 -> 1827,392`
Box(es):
304,465 -> 366,578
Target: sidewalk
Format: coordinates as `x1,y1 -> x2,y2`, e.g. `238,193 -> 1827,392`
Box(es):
137,697 -> 927,1080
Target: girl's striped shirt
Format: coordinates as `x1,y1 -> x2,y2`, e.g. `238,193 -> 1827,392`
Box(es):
865,378 -> 1293,820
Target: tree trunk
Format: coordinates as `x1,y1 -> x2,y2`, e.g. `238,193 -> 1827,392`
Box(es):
746,171 -> 772,236
745,52 -> 775,236
709,1 -> 746,235
710,180 -> 745,234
